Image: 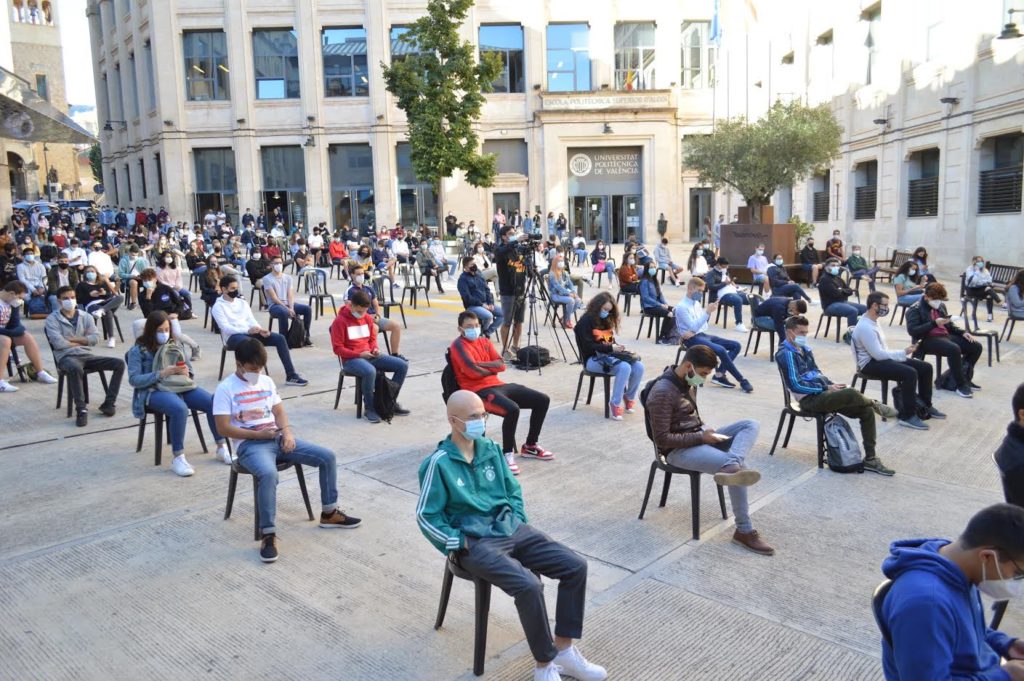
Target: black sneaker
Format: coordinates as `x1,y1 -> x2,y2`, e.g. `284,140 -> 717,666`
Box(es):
302,338 -> 314,347
99,402 -> 116,417
392,353 -> 409,363
969,381 -> 982,391
76,410 -> 88,427
364,410 -> 382,424
955,386 -> 973,398
319,509 -> 362,529
259,534 -> 278,563
710,375 -> 735,389
863,457 -> 895,476
739,379 -> 754,393
393,404 -> 410,416
927,406 -> 947,420
285,375 -> 309,387
898,415 -> 930,430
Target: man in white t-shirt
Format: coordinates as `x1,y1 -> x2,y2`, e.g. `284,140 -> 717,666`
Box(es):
213,338 -> 361,563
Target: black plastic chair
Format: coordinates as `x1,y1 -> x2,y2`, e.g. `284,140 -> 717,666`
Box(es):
1002,314 -> 1022,342
888,299 -> 912,327
6,344 -> 27,382
768,363 -> 827,469
616,289 -> 636,316
743,295 -> 774,362
591,258 -> 616,288
852,371 -> 890,405
373,275 -> 407,328
305,269 -> 339,320
400,265 -> 430,310
571,367 -> 611,419
95,308 -> 124,343
635,311 -> 658,340
872,579 -> 894,648
218,342 -> 269,380
333,360 -> 364,418
224,457 -> 314,541
136,406 -> 209,467
54,360 -> 109,418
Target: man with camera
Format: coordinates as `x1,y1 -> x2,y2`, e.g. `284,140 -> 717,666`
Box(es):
495,226 -> 529,359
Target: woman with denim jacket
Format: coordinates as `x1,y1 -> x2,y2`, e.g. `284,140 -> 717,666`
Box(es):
546,255 -> 580,329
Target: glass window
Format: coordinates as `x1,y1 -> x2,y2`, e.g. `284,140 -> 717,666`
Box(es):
155,153 -> 163,195
482,139 -> 528,174
139,158 -> 147,199
322,27 -> 369,97
184,31 -> 230,102
35,74 -> 48,102
253,29 -> 299,100
194,148 -> 237,193
480,24 -> 524,94
546,23 -> 590,92
124,163 -> 132,202
396,142 -> 418,184
681,21 -> 716,89
391,26 -> 420,63
260,146 -> 305,189
615,22 -> 656,91
126,52 -> 139,119
143,40 -> 157,111
329,144 -> 374,229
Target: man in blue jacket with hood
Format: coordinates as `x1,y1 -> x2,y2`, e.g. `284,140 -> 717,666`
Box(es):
880,503 -> 1024,680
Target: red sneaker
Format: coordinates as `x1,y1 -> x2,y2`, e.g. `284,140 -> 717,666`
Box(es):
609,402 -> 624,420
624,398 -> 637,413
520,443 -> 556,461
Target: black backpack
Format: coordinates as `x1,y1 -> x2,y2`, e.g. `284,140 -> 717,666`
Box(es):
936,369 -> 958,392
441,348 -> 460,403
515,345 -> 550,368
286,317 -> 306,349
373,370 -> 400,423
891,385 -> 931,420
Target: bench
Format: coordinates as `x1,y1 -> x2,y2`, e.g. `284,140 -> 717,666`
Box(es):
872,250 -> 913,284
989,263 -> 1021,296
789,249 -> 826,285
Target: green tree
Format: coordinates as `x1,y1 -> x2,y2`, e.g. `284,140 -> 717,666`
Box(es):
88,143 -> 103,183
684,101 -> 843,223
381,0 -> 502,219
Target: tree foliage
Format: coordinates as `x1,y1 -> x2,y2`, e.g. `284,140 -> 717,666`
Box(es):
88,143 -> 103,183
381,0 -> 503,193
684,101 -> 843,222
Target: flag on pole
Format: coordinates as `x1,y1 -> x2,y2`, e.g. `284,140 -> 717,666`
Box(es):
710,0 -> 722,46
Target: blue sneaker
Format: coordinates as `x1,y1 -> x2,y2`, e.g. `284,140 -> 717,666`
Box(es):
710,375 -> 735,389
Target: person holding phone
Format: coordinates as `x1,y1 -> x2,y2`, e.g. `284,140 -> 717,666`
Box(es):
776,315 -> 897,475
906,283 -> 983,398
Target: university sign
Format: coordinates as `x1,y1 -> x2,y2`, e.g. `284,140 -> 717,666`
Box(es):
542,92 -> 673,111
566,150 -> 641,179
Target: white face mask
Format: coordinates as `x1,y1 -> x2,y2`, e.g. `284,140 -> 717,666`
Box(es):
353,275 -> 365,285
978,559 -> 1024,601
928,299 -> 943,310
242,371 -> 261,386
11,297 -> 24,308
272,263 -> 283,273
61,298 -> 76,311
143,280 -> 156,290
155,331 -> 170,345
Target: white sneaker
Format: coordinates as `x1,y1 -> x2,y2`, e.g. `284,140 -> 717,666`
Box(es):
106,337 -> 116,348
0,379 -> 18,393
35,370 -> 58,384
216,444 -> 234,465
170,455 -> 194,477
504,451 -> 520,475
733,323 -> 749,333
553,646 -> 607,681
809,299 -> 820,306
93,309 -> 104,319
534,664 -> 563,681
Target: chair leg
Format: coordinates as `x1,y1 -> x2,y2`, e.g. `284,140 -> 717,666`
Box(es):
603,376 -> 611,418
154,413 -> 163,467
252,477 -> 261,541
814,315 -> 824,338
717,484 -> 728,519
218,347 -> 227,380
782,413 -> 797,448
769,333 -> 776,362
882,381 -> 889,405
191,409 -> 208,453
295,464 -> 314,521
769,411 -> 786,456
334,373 -> 345,410
56,371 -> 64,410
135,417 -> 146,452
224,469 -> 238,519
355,377 -> 363,419
585,376 -> 595,405
638,461 -> 658,519
744,330 -> 753,357
689,473 -> 701,541
434,564 -> 455,629
572,372 -> 584,411
658,471 -> 673,508
473,580 -> 492,677
816,418 -> 826,468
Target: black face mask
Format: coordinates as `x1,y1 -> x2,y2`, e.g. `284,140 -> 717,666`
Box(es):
227,289 -> 241,298
58,263 -> 69,269
468,267 -> 479,275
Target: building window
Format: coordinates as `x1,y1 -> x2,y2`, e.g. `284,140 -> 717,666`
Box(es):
155,153 -> 163,195
812,170 -> 830,222
112,63 -> 125,121
978,133 -> 1023,215
110,170 -> 118,206
253,29 -> 299,99
480,24 -> 524,94
907,148 -> 939,218
614,22 -> 656,90
194,147 -> 239,225
124,163 -> 132,202
328,144 -> 375,229
396,142 -> 438,227
34,74 -> 48,101
854,160 -> 878,220
184,30 -> 230,101
126,52 -> 139,119
863,4 -> 881,85
12,0 -> 54,24
322,27 -> 368,97
546,23 -> 590,92
482,139 -> 528,175
143,39 -> 156,111
138,157 -> 147,199
681,21 -> 716,89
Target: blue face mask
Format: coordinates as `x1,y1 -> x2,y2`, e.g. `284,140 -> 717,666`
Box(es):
598,309 -> 610,319
774,258 -> 784,266
794,335 -> 809,348
351,310 -> 365,319
828,267 -> 840,276
460,417 -> 486,440
463,327 -> 481,341
690,291 -> 703,301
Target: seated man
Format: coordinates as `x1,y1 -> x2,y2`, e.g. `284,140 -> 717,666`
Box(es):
818,258 -> 867,328
345,265 -> 404,357
776,315 -> 896,475
646,345 -> 774,555
117,245 -> 148,309
753,296 -> 807,342
0,281 -> 59,391
996,383 -> 1024,507
44,286 -> 125,426
210,276 -> 308,387
262,255 -> 313,347
767,255 -> 815,303
675,277 -> 753,393
15,247 -> 47,311
799,238 -> 823,286
47,253 -> 80,314
746,244 -> 770,292
844,245 -> 879,293
416,390 -> 606,681
457,257 -> 503,338
880,503 -> 1024,681
329,290 -> 409,424
450,311 -> 554,475
703,257 -> 749,332
213,338 -> 361,564
906,282 -> 983,398
852,292 -> 944,430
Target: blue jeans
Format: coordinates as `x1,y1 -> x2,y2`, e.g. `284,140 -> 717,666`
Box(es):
342,355 -> 409,409
753,315 -> 775,331
574,248 -> 587,265
850,267 -> 879,292
585,356 -> 645,405
236,438 -> 338,535
897,293 -> 923,306
269,303 -> 312,340
685,333 -> 745,382
773,283 -> 811,302
467,305 -> 504,336
824,301 -> 867,327
226,332 -> 297,379
549,294 -> 580,324
146,387 -> 221,453
717,293 -> 749,323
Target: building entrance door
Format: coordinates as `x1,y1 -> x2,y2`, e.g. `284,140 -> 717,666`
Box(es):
689,188 -> 713,240
493,192 -> 520,220
585,196 -> 607,243
611,194 -> 642,242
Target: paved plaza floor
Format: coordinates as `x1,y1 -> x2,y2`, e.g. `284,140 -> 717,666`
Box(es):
1,263 -> 1022,680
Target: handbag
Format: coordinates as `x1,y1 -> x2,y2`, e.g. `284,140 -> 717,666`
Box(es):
152,342 -> 196,393
593,262 -> 606,273
610,350 -> 641,364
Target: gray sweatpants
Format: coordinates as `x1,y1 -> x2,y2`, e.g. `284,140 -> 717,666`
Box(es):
667,419 -> 759,533
458,523 -> 587,663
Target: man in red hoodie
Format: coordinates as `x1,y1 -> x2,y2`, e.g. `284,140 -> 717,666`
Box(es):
329,290 -> 409,424
449,310 -> 554,475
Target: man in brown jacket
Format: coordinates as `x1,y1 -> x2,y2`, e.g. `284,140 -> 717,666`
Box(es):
645,345 -> 775,555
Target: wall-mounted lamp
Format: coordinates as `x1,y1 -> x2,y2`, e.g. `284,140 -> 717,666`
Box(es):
162,120 -> 173,126
304,135 -> 315,147
872,118 -> 889,125
236,118 -> 246,124
375,114 -> 385,121
999,8 -> 1022,39
603,123 -> 613,134
533,84 -> 541,91
306,115 -> 316,122
102,120 -> 127,131
939,96 -> 960,105
600,83 -> 610,90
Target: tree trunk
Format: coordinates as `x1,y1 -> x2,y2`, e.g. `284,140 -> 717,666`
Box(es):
747,200 -> 763,224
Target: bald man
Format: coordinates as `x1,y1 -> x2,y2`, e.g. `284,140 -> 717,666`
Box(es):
416,391 -> 606,681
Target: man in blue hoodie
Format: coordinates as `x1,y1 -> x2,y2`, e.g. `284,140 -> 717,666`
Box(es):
416,390 -> 606,681
880,503 -> 1024,680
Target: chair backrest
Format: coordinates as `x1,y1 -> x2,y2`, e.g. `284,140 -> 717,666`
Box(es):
872,579 -> 894,647
747,293 -> 765,318
305,268 -> 327,296
399,264 -> 415,287
891,251 -> 912,268
774,358 -> 801,410
641,398 -> 669,465
990,264 -> 1021,287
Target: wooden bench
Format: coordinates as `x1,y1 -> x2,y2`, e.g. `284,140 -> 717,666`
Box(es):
872,250 -> 913,284
959,262 -> 1021,329
789,250 -> 826,285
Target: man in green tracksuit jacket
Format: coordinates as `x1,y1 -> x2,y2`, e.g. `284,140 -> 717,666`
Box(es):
416,390 -> 606,681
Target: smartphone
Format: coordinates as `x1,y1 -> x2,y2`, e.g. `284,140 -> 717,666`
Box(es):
710,433 -> 730,442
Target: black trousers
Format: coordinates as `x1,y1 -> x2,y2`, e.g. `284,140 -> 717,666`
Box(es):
916,335 -> 982,388
643,306 -> 674,340
861,358 -> 933,419
478,383 -> 550,453
57,354 -> 125,412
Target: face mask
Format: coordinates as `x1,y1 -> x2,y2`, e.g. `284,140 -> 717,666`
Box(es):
460,417 -> 487,440
807,243 -> 814,249
164,258 -> 172,264
476,247 -> 484,253
351,310 -> 366,319
61,298 -> 76,311
58,263 -> 69,269
597,244 -> 604,250
774,258 -> 784,266
689,291 -> 703,301
975,262 -> 985,269
978,559 -> 1024,601
928,299 -> 942,310
627,258 -> 635,265
156,331 -> 170,345
143,280 -> 156,290
85,272 -> 97,282
242,371 -> 261,386
468,267 -> 478,275
353,275 -> 365,285
598,309 -> 611,319
756,249 -> 764,255
877,306 -> 890,318
463,327 -> 481,341
908,269 -> 917,277
11,298 -> 23,308
227,289 -> 241,298
684,370 -> 705,387
272,264 -> 283,273
25,254 -> 35,263
833,234 -> 840,239
793,335 -> 809,347
252,253 -> 261,260
828,267 -> 840,276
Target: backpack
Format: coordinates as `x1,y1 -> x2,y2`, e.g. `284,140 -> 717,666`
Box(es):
441,348 -> 460,403
891,385 -> 931,420
152,342 -> 197,393
286,317 -> 306,349
516,345 -> 550,368
373,370 -> 400,423
936,369 -> 957,392
823,415 -> 864,473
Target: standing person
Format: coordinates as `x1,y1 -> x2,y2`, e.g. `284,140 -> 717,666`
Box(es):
457,256 -> 503,337
878,504 -> 1024,681
712,214 -> 724,250
44,286 -> 125,426
746,244 -> 770,292
799,237 -> 823,286
0,282 -> 59,391
136,268 -> 202,359
262,255 -> 313,347
639,261 -> 674,344
995,383 -> 1024,507
674,277 -> 754,393
964,256 -> 1002,323
546,255 -> 581,329
818,258 -> 866,329
574,292 -> 645,420
416,390 -> 606,681
495,227 -> 527,357
906,282 -> 983,397
213,339 -> 362,563
127,311 -> 230,476
704,257 -> 750,333
75,264 -> 124,348
645,345 -> 775,555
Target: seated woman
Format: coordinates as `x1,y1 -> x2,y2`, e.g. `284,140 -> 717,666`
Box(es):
639,262 -> 674,344
911,246 -> 937,284
574,291 -> 645,421
137,268 -> 201,360
471,241 -> 498,283
964,256 -> 1002,323
199,255 -> 222,312
156,249 -> 193,308
127,311 -> 229,477
1008,270 -> 1024,322
76,264 -> 124,348
589,241 -> 615,283
546,255 -> 581,329
0,281 -> 58,392
687,242 -> 711,278
617,253 -> 640,294
892,260 -> 926,308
